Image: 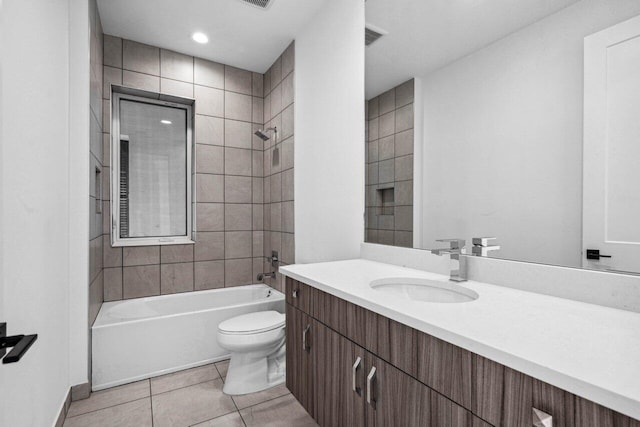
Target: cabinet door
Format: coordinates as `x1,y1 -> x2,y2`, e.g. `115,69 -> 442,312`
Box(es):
286,304 -> 314,418
364,352 -> 473,427
314,320 -> 366,427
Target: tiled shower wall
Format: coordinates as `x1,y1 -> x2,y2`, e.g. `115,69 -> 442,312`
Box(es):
101,37 -> 294,300
89,0 -> 104,327
262,43 -> 295,293
365,79 -> 414,248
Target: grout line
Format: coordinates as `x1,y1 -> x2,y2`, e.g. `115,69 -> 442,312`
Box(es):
187,408 -> 241,427
66,394 -> 150,419
150,373 -> 224,398
149,380 -> 154,427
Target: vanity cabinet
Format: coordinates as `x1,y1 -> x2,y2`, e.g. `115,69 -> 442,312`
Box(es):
285,278 -> 640,427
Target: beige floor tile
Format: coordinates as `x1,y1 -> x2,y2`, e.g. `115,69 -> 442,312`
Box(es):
214,360 -> 229,380
232,382 -> 290,410
192,411 -> 245,427
239,394 -> 318,427
67,380 -> 150,417
64,398 -> 152,427
150,364 -> 219,395
151,379 -> 236,427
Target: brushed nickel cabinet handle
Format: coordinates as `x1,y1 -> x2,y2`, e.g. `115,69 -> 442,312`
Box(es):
533,407 -> 553,427
292,289 -> 298,298
366,366 -> 377,406
302,324 -> 310,352
352,356 -> 362,394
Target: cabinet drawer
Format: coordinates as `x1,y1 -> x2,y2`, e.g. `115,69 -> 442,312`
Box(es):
417,332 -> 473,410
472,355 -> 531,426
376,315 -> 418,378
574,392 -> 640,427
312,286 -> 348,335
285,278 -> 312,314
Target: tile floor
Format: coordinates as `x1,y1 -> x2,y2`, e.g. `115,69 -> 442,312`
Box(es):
63,360 -> 318,427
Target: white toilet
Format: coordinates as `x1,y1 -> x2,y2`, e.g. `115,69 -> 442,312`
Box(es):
217,310 -> 286,395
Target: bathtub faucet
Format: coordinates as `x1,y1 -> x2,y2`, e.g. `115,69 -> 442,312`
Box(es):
257,272 -> 276,281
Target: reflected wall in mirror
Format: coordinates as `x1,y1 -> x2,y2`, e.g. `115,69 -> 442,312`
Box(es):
365,79 -> 414,248
364,0 -> 640,274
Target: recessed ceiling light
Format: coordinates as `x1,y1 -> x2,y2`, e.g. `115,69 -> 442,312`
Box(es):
192,32 -> 209,44
161,120 -> 172,124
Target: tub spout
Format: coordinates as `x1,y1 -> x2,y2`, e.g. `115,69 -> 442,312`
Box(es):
257,272 -> 276,281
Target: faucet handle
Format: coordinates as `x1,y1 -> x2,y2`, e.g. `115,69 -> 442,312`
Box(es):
436,238 -> 466,249
472,245 -> 501,257
472,237 -> 497,247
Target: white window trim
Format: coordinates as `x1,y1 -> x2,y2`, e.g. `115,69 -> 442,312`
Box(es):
110,91 -> 195,247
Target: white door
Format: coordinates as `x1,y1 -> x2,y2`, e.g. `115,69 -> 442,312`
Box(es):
583,15 -> 640,274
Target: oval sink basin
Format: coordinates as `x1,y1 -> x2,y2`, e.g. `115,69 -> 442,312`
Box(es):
369,277 -> 479,303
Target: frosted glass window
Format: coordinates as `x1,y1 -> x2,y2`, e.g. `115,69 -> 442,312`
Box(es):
111,91 -> 193,246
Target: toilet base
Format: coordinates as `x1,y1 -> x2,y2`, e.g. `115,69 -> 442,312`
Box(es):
222,342 -> 286,395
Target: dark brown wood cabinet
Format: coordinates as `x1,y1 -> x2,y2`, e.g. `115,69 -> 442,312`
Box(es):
285,303 -> 314,418
285,278 -> 640,427
314,319 -> 366,427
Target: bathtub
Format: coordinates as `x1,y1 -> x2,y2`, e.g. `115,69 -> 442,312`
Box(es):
91,284 -> 284,391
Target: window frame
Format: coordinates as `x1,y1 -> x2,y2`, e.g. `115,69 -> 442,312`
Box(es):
110,90 -> 195,247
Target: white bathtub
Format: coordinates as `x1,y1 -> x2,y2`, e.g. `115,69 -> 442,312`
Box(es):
91,284 -> 284,391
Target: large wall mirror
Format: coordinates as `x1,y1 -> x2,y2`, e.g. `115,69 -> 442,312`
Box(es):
364,0 -> 640,275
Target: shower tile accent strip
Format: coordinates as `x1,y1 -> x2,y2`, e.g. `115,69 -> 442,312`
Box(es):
365,79 -> 414,248
102,37 -> 294,300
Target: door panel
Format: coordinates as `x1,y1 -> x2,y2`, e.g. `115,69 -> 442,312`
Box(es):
365,352 -> 474,427
365,352 -> 429,426
285,304 -> 314,417
583,15 -> 640,274
314,320 -> 366,427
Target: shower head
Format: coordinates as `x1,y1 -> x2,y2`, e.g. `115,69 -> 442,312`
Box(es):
254,126 -> 277,141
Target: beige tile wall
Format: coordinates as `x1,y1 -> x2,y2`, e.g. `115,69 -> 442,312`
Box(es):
262,43 -> 295,293
101,37 -> 294,300
365,79 -> 414,248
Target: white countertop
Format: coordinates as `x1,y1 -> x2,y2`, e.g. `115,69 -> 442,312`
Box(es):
280,259 -> 640,420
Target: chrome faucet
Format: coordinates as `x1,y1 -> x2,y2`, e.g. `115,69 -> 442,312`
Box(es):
429,239 -> 467,282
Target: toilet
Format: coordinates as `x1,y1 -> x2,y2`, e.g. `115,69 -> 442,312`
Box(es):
217,310 -> 286,395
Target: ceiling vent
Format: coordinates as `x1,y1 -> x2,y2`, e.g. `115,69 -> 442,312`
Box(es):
365,24 -> 387,46
239,0 -> 272,9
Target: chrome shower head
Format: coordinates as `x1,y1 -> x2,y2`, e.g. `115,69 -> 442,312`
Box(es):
254,126 -> 277,142
254,130 -> 270,141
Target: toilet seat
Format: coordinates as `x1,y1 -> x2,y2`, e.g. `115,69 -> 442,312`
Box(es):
218,310 -> 285,335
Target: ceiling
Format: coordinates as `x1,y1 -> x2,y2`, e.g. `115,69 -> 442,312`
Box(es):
97,0 -> 327,74
365,0 -> 582,99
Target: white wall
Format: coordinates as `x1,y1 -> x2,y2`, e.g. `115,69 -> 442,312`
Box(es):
419,0 -> 640,267
294,0 -> 365,263
69,0 -> 91,388
0,0 -> 90,425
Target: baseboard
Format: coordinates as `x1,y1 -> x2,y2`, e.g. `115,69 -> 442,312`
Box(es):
71,382 -> 91,401
53,388 -> 71,427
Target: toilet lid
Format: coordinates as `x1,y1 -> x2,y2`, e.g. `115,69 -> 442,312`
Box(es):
218,311 -> 285,335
